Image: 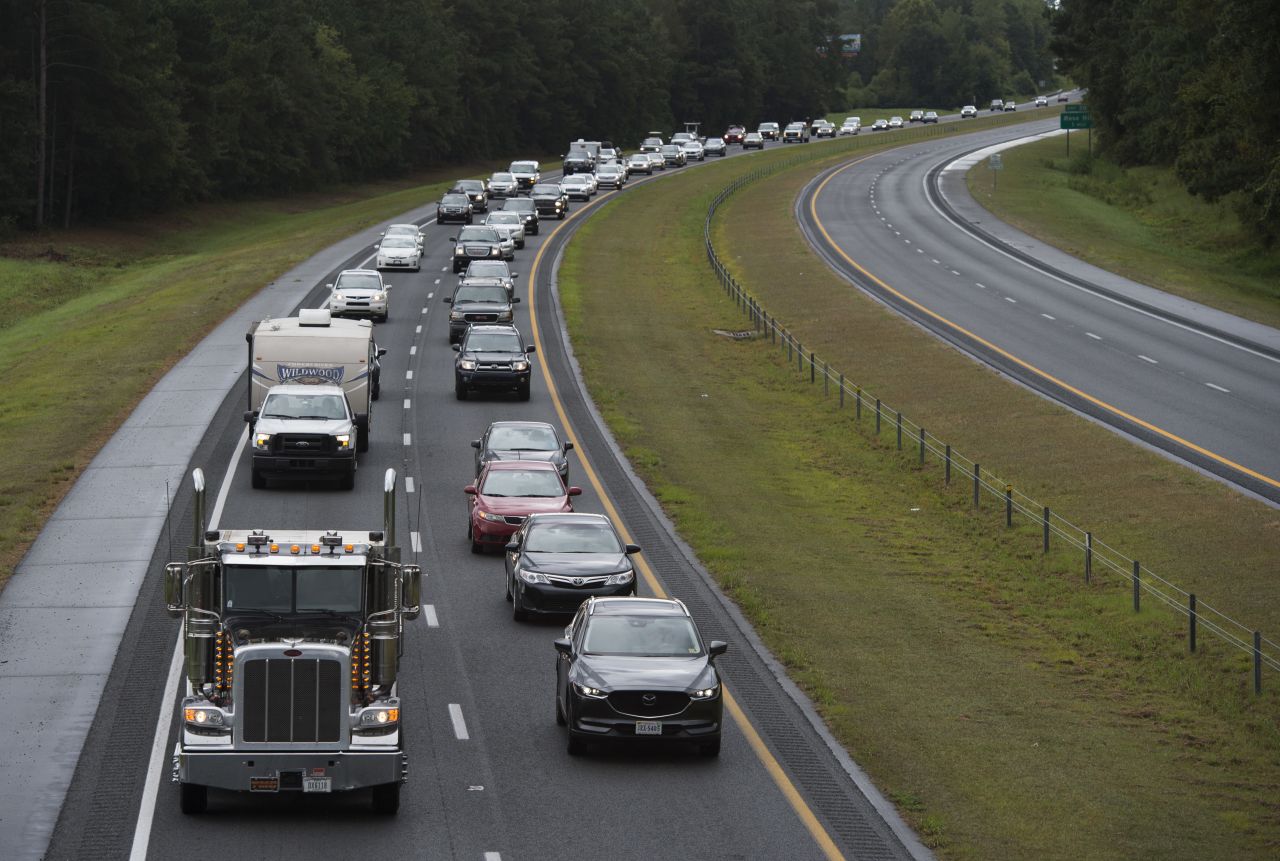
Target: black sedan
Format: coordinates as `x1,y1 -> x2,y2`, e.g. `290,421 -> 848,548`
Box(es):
505,513 -> 637,619
472,420 -> 573,480
555,596 -> 726,756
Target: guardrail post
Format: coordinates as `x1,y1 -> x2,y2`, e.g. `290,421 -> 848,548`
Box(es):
1255,631 -> 1262,694
1133,561 -> 1141,612
896,412 -> 902,450
973,463 -> 980,509
1043,507 -> 1050,553
823,362 -> 828,396
919,428 -> 925,465
839,374 -> 844,408
875,399 -> 881,434
945,444 -> 951,484
810,353 -> 816,384
787,338 -> 792,362
1085,532 -> 1092,583
856,388 -> 862,421
1005,485 -> 1013,526
1189,594 -> 1197,653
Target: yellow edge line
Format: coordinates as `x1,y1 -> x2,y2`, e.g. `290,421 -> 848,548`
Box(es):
808,159 -> 1280,492
527,188 -> 846,861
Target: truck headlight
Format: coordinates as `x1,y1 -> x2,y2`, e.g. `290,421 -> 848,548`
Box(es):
455,247 -> 465,256
184,706 -> 225,726
254,433 -> 271,450
335,434 -> 351,449
489,248 -> 499,256
512,360 -> 529,372
359,706 -> 400,726
459,358 -> 477,370
450,311 -> 464,321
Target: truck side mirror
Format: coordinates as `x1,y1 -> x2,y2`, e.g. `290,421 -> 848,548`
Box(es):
243,410 -> 257,423
164,563 -> 185,617
511,297 -> 521,304
377,348 -> 387,357
525,345 -> 537,354
443,297 -> 452,304
401,564 -> 422,620
470,440 -> 481,449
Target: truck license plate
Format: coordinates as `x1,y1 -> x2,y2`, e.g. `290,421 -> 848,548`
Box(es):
303,776 -> 332,793
635,721 -> 662,736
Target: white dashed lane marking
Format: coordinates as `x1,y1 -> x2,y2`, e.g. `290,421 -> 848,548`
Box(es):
403,399 -> 411,409
1139,355 -> 1158,364
405,477 -> 415,493
403,433 -> 412,446
449,704 -> 470,740
410,346 -> 417,356
1004,297 -> 1017,304
406,370 -> 414,380
424,605 -> 439,627
1086,332 -> 1102,340
1206,382 -> 1230,393
1041,313 -> 1055,320
410,531 -> 422,552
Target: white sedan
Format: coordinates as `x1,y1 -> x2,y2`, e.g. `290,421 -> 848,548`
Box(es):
375,234 -> 421,271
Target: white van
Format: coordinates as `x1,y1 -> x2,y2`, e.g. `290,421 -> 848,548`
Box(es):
246,309 -> 385,420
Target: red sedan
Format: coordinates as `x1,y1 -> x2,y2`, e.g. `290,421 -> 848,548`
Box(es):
723,125 -> 745,144
465,461 -> 581,553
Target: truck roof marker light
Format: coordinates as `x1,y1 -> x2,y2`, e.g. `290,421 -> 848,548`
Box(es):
270,544 -> 279,554
311,545 -> 321,554
290,545 -> 301,555
345,545 -> 354,553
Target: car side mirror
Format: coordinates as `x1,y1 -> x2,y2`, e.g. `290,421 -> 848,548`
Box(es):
708,640 -> 728,658
377,348 -> 387,357
243,410 -> 258,423
464,485 -> 477,495
443,297 -> 452,304
525,345 -> 536,354
325,283 -> 333,289
448,237 -> 456,242
564,441 -> 574,451
470,440 -> 481,449
512,297 -> 521,304
511,273 -> 519,279
553,638 -> 572,656
567,487 -> 582,496
624,543 -> 641,555
452,344 -> 461,352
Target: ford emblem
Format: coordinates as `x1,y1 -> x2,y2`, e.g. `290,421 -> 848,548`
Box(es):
296,441 -> 309,448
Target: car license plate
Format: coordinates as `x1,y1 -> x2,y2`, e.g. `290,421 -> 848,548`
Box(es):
635,721 -> 662,736
303,776 -> 332,793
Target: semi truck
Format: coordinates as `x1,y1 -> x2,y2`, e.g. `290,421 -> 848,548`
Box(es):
164,467 -> 421,814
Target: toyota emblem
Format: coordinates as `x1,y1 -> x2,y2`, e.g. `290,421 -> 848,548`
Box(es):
573,577 -> 584,586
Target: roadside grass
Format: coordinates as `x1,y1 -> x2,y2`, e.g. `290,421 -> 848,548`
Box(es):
558,132 -> 1280,858
0,163 -> 511,589
966,136 -> 1280,329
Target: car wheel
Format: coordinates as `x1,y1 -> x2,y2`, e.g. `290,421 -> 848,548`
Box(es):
517,381 -> 530,401
505,571 -> 513,602
512,593 -> 527,621
376,313 -> 388,323
455,379 -> 468,401
469,524 -> 483,554
251,468 -> 265,490
699,738 -> 721,758
371,782 -> 400,815
555,688 -> 566,726
179,782 -> 207,815
557,210 -> 565,220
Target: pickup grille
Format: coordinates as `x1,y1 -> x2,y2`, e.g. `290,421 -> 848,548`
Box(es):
465,245 -> 492,256
464,312 -> 499,323
241,657 -> 343,743
275,433 -> 335,454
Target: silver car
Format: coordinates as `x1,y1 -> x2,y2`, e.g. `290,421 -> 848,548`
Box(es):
485,211 -> 527,249
561,175 -> 594,201
489,171 -> 519,198
382,223 -> 423,250
681,140 -> 705,161
375,234 -> 422,272
329,269 -> 389,322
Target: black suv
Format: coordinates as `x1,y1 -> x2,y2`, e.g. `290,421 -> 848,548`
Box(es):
437,193 -> 473,224
562,148 -> 595,175
501,197 -> 540,235
444,282 -> 518,343
451,226 -> 505,273
453,324 -> 536,401
530,183 -> 567,220
451,179 -> 489,213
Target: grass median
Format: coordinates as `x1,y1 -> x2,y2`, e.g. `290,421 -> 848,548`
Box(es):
965,136 -> 1280,329
558,129 -> 1280,858
0,164 -> 514,589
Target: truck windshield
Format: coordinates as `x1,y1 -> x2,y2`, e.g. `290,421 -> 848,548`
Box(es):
224,565 -> 363,615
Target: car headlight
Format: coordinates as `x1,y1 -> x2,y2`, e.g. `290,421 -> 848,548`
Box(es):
459,358 -> 477,370
184,705 -> 225,727
690,684 -> 720,700
450,311 -> 464,321
490,248 -> 499,256
518,568 -> 550,584
512,360 -> 529,372
335,433 -> 351,449
605,570 -> 634,585
499,310 -> 513,322
375,291 -> 387,301
478,510 -> 507,523
253,432 -> 271,450
358,705 -> 401,726
454,247 -> 465,255
573,682 -> 608,699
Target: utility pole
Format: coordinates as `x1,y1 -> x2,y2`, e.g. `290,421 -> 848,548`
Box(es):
36,0 -> 48,228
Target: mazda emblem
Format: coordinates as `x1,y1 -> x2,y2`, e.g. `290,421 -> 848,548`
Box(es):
642,694 -> 656,705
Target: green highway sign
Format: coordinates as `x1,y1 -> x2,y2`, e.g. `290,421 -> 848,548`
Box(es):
1063,104 -> 1088,113
1060,113 -> 1093,130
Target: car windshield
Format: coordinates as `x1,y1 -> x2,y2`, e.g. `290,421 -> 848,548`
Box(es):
489,424 -> 557,450
487,213 -> 519,224
526,522 -> 620,553
224,565 -> 363,615
583,615 -> 702,656
442,194 -> 468,205
532,184 -> 560,194
511,162 -> 536,172
467,261 -> 510,277
455,180 -> 481,191
382,236 -> 415,248
643,138 -> 662,146
455,286 -> 509,304
335,272 -> 381,290
458,227 -> 499,242
260,392 -> 347,420
502,199 -> 533,212
465,331 -> 521,352
491,172 -> 513,182
563,176 -> 587,185
480,469 -> 563,498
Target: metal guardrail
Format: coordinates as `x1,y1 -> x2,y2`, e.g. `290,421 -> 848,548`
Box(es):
701,145 -> 1277,694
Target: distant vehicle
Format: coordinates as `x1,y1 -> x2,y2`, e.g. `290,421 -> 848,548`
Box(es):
437,192 -> 473,224
530,182 -> 568,219
813,120 -> 837,138
381,223 -> 423,251
485,211 -> 526,250
504,513 -> 638,620
247,384 -> 361,489
509,160 -> 541,190
562,147 -> 594,175
723,125 -> 746,144
1035,96 -> 1048,107
909,110 -> 924,123
888,116 -> 904,129
595,162 -> 626,188
466,461 -> 579,553
783,122 -> 809,143
451,179 -> 489,213
990,99 -> 1004,111
246,309 -> 383,419
1003,99 -> 1017,111
560,174 -> 594,201
922,111 -> 938,124
838,118 -> 860,135
961,105 -> 978,118
444,282 -> 517,343
645,152 -> 667,171
681,139 -> 705,161
452,323 -> 536,401
329,269 -> 390,322
460,260 -> 519,298
659,144 -> 687,166
670,132 -> 694,145
374,234 -> 421,273
472,420 -> 573,480
500,197 -> 539,235
555,596 -> 727,757
1057,92 -> 1069,103
489,171 -> 518,198
757,122 -> 780,140
639,136 -> 664,153
703,137 -> 727,157
871,118 -> 889,130
451,225 -> 505,273
627,153 -> 653,174
742,131 -> 765,150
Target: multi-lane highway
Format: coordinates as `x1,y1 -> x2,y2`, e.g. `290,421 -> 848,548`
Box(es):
34,143 -> 926,861
797,119 -> 1280,502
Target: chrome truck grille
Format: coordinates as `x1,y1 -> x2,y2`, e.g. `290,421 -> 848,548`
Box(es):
241,657 -> 343,743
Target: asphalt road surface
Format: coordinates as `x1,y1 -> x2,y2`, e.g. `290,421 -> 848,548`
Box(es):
797,118 -> 1280,503
40,142 -> 925,861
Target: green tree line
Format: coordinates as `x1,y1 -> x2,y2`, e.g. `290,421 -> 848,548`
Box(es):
1,0 -> 1060,230
1052,0 -> 1280,241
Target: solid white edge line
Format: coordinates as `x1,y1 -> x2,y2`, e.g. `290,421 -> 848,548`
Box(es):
424,605 -> 439,627
448,704 -> 469,740
130,426 -> 248,861
484,853 -> 502,861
